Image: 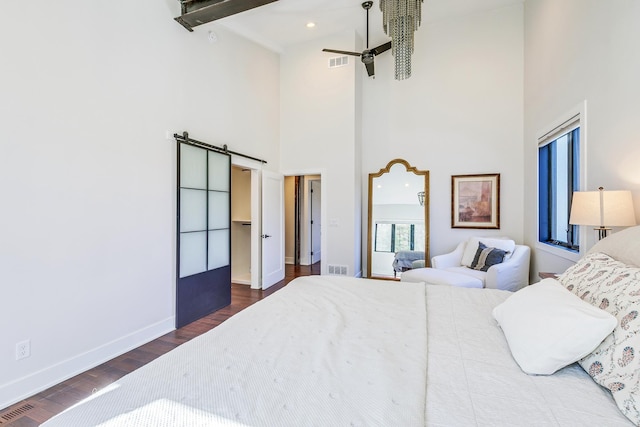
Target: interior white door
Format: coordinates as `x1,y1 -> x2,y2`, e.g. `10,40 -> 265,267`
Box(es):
261,170 -> 285,289
310,179 -> 321,264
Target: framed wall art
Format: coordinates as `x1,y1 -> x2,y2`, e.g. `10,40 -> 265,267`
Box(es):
451,173 -> 500,229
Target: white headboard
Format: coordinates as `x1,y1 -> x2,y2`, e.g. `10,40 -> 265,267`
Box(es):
588,225 -> 640,267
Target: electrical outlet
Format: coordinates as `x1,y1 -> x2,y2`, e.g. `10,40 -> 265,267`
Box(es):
16,340 -> 30,360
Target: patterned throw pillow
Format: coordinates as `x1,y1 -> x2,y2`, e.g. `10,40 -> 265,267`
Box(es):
558,252 -> 640,425
469,242 -> 507,272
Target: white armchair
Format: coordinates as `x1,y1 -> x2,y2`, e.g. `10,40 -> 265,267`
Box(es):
401,237 -> 531,292
431,239 -> 531,291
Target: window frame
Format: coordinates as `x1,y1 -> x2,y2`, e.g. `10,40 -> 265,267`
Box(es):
374,221 -> 422,253
536,102 -> 588,262
538,126 -> 580,251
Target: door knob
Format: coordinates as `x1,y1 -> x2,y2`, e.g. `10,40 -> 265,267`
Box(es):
261,234 -> 272,239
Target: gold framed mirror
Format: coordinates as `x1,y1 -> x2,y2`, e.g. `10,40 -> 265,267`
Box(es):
367,159 -> 429,279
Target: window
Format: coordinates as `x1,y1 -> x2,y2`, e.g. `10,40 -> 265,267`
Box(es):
538,125 -> 580,252
374,222 -> 425,253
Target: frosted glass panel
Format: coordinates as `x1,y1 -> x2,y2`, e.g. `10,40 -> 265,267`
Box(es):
180,232 -> 207,278
180,144 -> 207,189
208,151 -> 230,191
208,229 -> 230,270
180,189 -> 207,232
208,191 -> 230,230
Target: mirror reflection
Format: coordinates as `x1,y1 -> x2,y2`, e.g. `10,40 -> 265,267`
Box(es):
367,159 -> 429,279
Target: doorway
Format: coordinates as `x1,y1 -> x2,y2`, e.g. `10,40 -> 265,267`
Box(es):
229,159 -> 285,290
310,179 -> 321,264
230,165 -> 252,285
284,175 -> 322,270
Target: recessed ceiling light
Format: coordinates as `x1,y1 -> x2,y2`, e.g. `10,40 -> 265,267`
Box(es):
306,22 -> 316,28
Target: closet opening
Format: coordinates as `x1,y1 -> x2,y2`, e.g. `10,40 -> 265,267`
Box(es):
230,165 -> 253,286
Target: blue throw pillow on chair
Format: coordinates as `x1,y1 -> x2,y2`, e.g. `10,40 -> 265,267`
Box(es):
470,242 -> 508,272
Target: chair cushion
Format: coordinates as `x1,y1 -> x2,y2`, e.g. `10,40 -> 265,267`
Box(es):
444,266 -> 487,285
411,259 -> 426,268
401,268 -> 483,288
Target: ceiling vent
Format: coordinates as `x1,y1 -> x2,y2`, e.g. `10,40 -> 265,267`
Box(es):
175,0 -> 278,32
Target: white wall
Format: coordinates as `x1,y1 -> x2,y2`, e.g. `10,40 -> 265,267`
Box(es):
523,0 -> 640,277
0,0 -> 279,408
361,4 -> 525,272
280,32 -> 362,276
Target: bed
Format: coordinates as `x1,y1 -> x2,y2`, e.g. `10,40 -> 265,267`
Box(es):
42,227 -> 640,426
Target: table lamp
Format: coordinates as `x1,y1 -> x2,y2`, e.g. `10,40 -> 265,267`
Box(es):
569,187 -> 636,240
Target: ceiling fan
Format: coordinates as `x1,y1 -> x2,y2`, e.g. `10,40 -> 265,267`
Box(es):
322,1 -> 391,78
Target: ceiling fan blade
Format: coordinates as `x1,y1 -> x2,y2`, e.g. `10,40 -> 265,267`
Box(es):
372,41 -> 392,56
322,48 -> 361,57
364,60 -> 375,77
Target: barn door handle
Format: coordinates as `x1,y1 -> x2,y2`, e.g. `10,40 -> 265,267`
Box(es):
261,234 -> 272,239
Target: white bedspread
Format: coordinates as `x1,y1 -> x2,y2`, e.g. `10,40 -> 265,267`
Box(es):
42,277 -> 633,426
425,285 -> 632,426
43,276 -> 428,427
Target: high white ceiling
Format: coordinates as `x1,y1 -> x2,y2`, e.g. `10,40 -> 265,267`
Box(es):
213,0 -> 524,52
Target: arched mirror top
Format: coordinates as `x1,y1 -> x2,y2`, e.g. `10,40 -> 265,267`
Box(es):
369,159 -> 428,206
367,159 -> 430,280
370,158 -> 428,178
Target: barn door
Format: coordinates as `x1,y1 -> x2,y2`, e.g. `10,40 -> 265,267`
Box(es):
176,143 -> 231,328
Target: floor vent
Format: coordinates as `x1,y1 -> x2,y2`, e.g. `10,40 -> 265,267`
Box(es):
328,56 -> 349,68
0,403 -> 34,423
328,264 -> 348,275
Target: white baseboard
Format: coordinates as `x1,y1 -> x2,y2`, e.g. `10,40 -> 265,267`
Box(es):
232,272 -> 252,285
0,316 -> 175,410
285,257 -> 294,265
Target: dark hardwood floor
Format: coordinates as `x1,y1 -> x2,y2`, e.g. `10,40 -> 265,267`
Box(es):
0,263 -> 320,426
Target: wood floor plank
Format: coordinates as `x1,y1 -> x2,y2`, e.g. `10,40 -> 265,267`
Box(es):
0,263 -> 319,426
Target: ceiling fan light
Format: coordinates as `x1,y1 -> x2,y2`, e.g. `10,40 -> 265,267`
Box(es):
380,0 -> 423,80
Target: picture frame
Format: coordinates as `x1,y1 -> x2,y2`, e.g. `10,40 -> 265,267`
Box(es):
451,173 -> 500,229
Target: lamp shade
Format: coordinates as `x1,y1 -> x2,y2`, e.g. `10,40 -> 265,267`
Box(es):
569,190 -> 636,227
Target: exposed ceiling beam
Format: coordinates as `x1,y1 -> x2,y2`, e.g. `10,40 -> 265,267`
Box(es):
175,0 -> 279,32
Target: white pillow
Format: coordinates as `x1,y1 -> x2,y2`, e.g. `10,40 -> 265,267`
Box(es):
461,237 -> 516,267
492,278 -> 617,375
